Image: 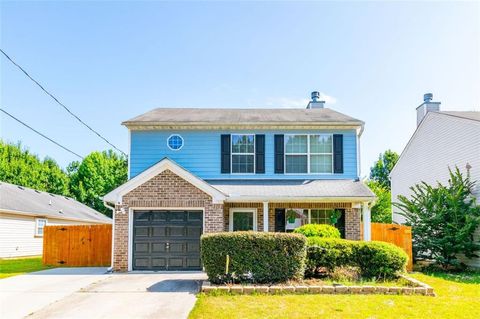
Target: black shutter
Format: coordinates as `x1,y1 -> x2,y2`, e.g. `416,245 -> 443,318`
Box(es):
255,134 -> 265,174
274,134 -> 284,174
333,134 -> 344,174
221,135 -> 231,174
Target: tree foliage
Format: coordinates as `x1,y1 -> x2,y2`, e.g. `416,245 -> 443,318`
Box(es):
0,141 -> 127,218
0,141 -> 70,195
369,150 -> 399,189
68,150 -> 127,217
394,168 -> 480,269
366,180 -> 392,223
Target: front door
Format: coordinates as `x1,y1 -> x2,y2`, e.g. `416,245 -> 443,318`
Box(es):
275,209 -> 286,232
132,210 -> 202,270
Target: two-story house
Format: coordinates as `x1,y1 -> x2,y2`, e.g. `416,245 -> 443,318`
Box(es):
391,93 -> 480,268
104,91 -> 375,272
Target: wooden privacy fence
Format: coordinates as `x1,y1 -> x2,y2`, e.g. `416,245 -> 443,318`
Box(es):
43,224 -> 112,267
369,223 -> 413,271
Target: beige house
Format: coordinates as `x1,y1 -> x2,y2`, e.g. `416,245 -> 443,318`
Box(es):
0,182 -> 111,258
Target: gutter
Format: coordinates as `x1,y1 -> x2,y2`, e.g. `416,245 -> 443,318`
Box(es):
103,201 -> 116,272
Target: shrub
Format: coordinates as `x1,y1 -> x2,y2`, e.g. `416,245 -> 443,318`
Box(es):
293,224 -> 341,238
306,237 -> 408,279
201,231 -> 307,284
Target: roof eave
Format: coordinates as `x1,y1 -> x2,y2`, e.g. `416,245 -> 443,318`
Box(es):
224,196 -> 376,203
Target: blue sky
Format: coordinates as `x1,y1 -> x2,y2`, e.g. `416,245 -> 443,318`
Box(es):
1,1 -> 479,176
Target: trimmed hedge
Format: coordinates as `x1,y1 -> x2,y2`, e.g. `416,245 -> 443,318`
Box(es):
201,232 -> 307,284
306,237 -> 408,279
293,224 -> 341,238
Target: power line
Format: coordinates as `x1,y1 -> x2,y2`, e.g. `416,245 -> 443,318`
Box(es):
0,48 -> 127,156
1,108 -> 84,159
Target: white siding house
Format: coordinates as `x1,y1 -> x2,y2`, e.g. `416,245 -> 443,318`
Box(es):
391,94 -> 480,268
0,182 -> 112,258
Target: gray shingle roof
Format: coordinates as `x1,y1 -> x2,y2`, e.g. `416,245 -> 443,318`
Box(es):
0,182 -> 111,223
207,179 -> 375,200
123,108 -> 364,127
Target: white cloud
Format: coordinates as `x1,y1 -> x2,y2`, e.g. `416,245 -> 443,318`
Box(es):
254,92 -> 337,109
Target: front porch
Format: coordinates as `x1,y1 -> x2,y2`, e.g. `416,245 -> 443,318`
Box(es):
224,201 -> 371,240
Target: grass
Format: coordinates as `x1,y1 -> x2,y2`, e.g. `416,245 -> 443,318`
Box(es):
189,271 -> 480,319
0,256 -> 52,279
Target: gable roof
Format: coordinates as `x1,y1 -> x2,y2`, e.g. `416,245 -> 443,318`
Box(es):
390,110 -> 480,177
439,111 -> 480,122
122,108 -> 364,129
103,158 -> 227,204
0,182 -> 111,223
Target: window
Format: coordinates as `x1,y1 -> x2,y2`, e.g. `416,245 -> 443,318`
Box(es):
229,208 -> 257,231
285,134 -> 333,174
309,209 -> 335,224
35,218 -> 47,237
167,134 -> 184,150
231,134 -> 255,173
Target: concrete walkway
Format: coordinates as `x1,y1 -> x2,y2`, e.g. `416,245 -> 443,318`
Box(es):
0,268 -> 206,319
0,267 -> 109,319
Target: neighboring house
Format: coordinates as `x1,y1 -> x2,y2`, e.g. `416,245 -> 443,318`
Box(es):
104,91 -> 375,272
391,93 -> 480,268
0,182 -> 112,258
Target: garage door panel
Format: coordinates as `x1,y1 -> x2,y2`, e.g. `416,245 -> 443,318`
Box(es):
152,211 -> 167,221
169,226 -> 185,237
152,226 -> 167,237
188,211 -> 202,222
132,210 -> 202,271
187,226 -> 202,237
152,243 -> 167,252
135,243 -> 150,253
187,242 -> 200,252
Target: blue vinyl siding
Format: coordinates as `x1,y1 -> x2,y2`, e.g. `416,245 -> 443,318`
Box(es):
130,130 -> 358,179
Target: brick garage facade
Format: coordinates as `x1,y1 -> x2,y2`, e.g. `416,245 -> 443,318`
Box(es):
112,169 -> 363,271
112,169 -> 223,272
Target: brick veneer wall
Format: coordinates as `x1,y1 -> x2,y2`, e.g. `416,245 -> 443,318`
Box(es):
112,169 -> 224,272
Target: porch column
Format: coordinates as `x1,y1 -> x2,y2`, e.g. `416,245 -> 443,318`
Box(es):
362,202 -> 371,241
263,201 -> 269,232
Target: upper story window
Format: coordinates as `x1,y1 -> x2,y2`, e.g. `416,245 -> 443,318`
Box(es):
167,134 -> 184,150
231,134 -> 255,173
35,218 -> 47,237
285,134 -> 333,174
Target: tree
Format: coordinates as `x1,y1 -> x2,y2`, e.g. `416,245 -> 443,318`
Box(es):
369,150 -> 399,189
394,168 -> 480,269
366,180 -> 392,223
0,140 -> 69,195
68,150 -> 127,217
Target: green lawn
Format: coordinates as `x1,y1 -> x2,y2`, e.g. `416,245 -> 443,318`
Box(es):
189,272 -> 480,319
0,257 -> 52,279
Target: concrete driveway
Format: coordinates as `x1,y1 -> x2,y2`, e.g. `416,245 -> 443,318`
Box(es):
0,268 -> 206,319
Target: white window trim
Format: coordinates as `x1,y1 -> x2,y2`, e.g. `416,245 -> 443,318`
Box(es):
35,218 -> 47,237
230,134 -> 256,175
229,208 -> 257,231
284,134 -> 334,174
167,134 -> 184,151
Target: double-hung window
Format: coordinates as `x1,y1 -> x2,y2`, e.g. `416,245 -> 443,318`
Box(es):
35,218 -> 47,237
285,134 -> 333,174
231,134 -> 255,173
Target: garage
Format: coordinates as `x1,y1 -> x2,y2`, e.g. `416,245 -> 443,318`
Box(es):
132,210 -> 203,270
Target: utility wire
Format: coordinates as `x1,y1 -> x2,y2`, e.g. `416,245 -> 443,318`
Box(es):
0,49 -> 127,156
1,108 -> 84,159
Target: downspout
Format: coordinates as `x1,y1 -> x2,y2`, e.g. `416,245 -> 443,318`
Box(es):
104,200 -> 115,272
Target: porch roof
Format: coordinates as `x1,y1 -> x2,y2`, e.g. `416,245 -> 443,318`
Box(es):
207,179 -> 376,202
